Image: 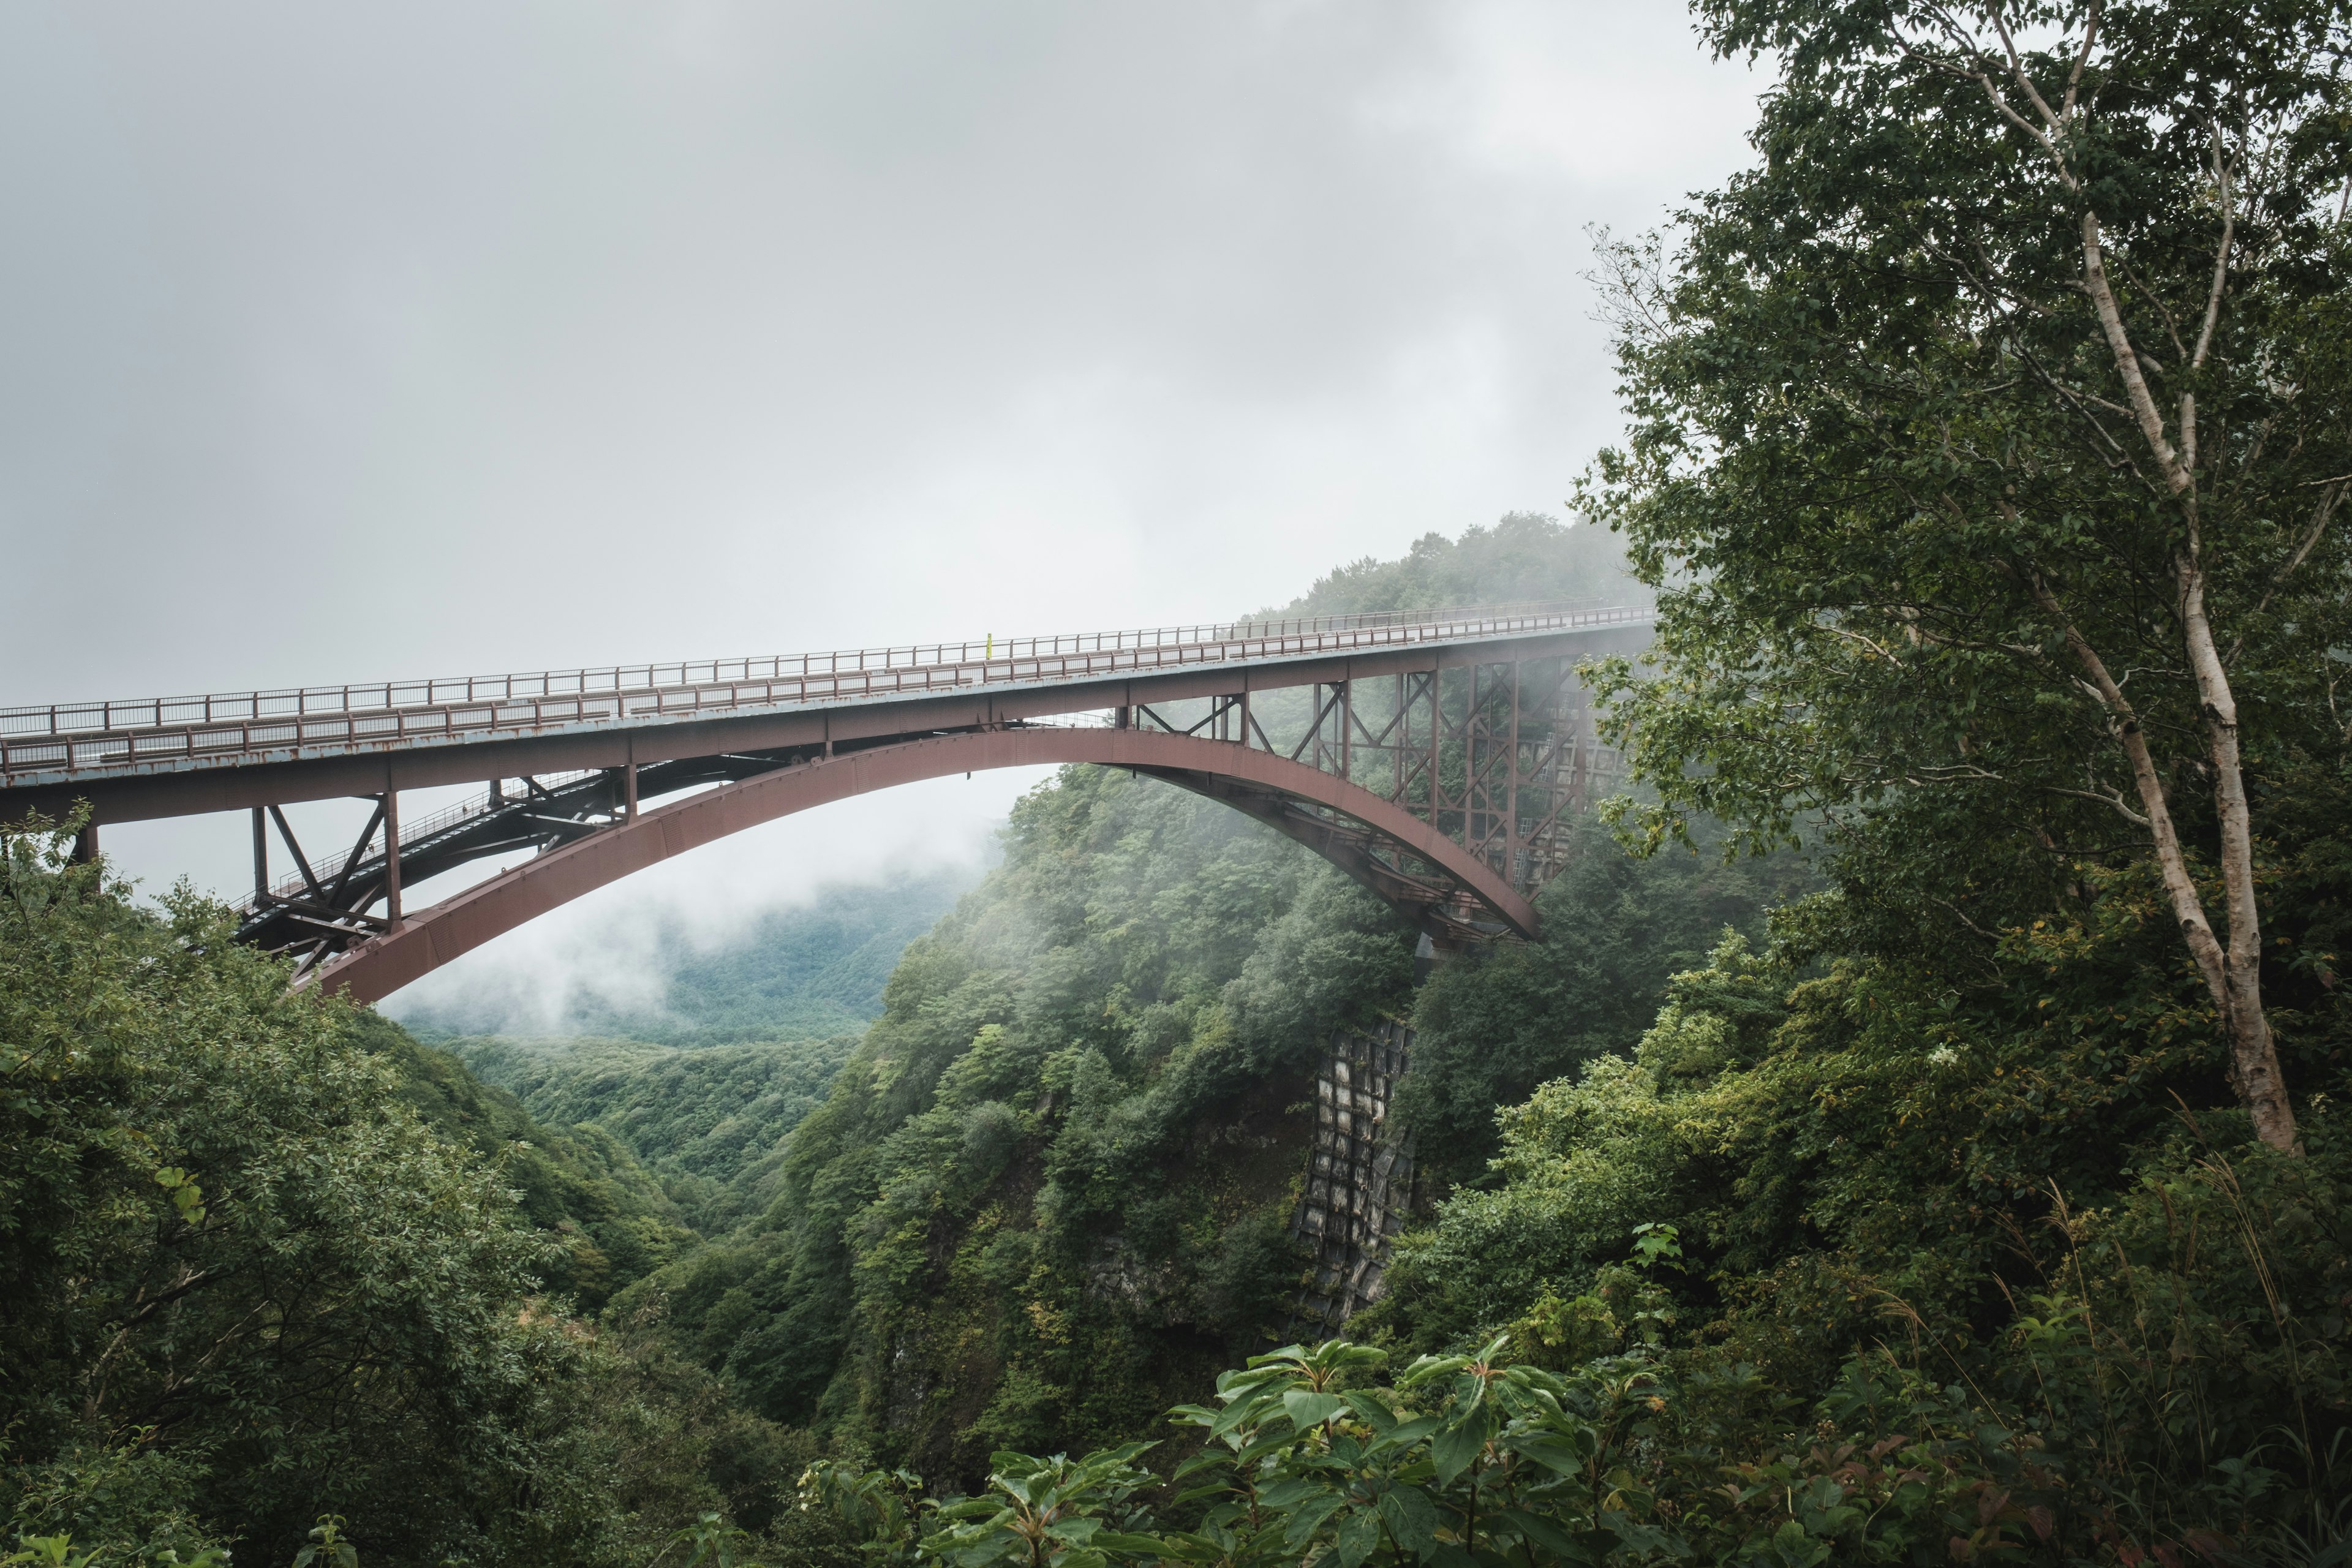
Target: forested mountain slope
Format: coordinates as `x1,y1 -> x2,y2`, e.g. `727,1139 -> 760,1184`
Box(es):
452,1033 -> 858,1232
597,515 -> 1789,1485
621,777 -> 1806,1483
1270,510 -> 1643,617
353,1012 -> 699,1306
0,836 -> 805,1567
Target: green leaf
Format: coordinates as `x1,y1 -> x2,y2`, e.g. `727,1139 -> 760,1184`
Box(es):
1373,1415 -> 1441,1454
1430,1407 -> 1494,1487
1490,1508 -> 1581,1558
1502,1428 -> 1596,1474
1283,1390 -> 1348,1430
1332,1510 -> 1381,1568
1280,1490 -> 1348,1550
1376,1485 -> 1442,1555
1172,1451 -> 1231,1482
1083,1532 -> 1170,1556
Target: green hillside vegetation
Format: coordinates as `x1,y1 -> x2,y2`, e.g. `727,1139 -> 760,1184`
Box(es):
1270,510 -> 1644,617
793,815 -> 2352,1560
0,831 -> 804,1567
451,1033 -> 858,1231
398,871 -> 969,1044
1397,815 -> 1815,1189
344,1014 -> 701,1307
596,516 -> 1693,1482
612,764 -> 1415,1470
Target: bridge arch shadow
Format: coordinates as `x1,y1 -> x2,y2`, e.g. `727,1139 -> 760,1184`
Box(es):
311,725 -> 1537,1005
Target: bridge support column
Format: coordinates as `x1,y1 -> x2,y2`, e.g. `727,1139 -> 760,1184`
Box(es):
69,823 -> 98,864
382,790 -> 401,925
252,808 -> 267,900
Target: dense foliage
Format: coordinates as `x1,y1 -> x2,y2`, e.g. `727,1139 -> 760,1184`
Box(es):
1398,818 -> 1812,1188
359,1014 -> 699,1307
793,887 -> 2352,1563
617,764 -> 1414,1476
453,1033 -> 856,1232
1585,0 -> 2352,1148
0,825 -> 803,1566
1272,513 -> 1643,619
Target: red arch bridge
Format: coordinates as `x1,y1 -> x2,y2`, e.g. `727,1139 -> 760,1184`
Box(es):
0,603 -> 1650,1001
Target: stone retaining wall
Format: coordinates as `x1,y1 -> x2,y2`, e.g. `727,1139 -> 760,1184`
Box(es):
1287,1021 -> 1415,1336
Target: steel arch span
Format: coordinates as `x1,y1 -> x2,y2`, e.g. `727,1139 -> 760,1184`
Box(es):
307,726 -> 1540,1005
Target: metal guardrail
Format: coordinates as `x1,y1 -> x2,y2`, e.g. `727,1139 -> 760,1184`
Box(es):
0,601 -> 1651,783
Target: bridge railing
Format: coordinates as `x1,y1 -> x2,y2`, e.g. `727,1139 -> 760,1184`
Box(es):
0,600 -> 1652,782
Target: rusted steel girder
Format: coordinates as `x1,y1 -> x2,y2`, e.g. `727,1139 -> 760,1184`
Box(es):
304,725 -> 1539,1004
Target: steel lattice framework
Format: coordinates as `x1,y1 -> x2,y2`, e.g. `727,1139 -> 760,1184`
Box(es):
0,601 -> 1649,999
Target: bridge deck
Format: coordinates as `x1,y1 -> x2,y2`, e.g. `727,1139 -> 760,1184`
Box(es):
0,601 -> 1650,824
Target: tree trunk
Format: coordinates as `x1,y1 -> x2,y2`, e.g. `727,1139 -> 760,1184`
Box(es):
2177,556 -> 2300,1152
2079,213 -> 2299,1153
2034,578 -> 2299,1153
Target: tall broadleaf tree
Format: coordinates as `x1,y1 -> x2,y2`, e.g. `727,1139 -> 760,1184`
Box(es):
1589,0 -> 2352,1151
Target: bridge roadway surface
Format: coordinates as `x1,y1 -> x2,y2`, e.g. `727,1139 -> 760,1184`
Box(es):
0,602 -> 1652,1000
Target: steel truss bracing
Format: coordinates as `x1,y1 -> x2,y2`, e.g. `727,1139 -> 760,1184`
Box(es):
1129,655 -> 1624,939
237,745 -> 832,978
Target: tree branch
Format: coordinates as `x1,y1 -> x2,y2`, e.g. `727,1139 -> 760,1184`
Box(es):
2192,119 -> 2237,372
2023,568 -> 2231,1020
2060,0 -> 2101,122
2043,785 -> 2153,828
1986,2 -> 2066,137
2081,212 -> 2192,494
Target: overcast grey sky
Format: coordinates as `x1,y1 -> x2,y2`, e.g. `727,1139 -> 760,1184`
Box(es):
0,1 -> 1762,1008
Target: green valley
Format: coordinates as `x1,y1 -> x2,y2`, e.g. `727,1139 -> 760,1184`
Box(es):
8,5 -> 2352,1562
